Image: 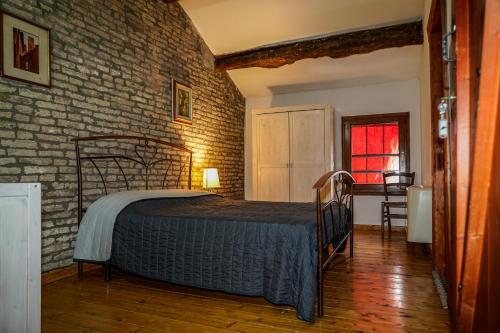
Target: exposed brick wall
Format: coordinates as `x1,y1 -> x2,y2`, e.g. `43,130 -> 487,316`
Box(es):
0,0 -> 245,272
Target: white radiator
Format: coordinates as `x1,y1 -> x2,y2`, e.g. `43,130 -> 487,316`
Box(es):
407,185 -> 432,243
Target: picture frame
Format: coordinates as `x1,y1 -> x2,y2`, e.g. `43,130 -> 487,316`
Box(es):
172,79 -> 192,125
0,10 -> 51,87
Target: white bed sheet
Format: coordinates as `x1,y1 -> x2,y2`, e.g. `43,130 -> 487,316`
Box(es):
73,189 -> 212,262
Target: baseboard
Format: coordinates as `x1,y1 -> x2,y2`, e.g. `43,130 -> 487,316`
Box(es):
42,262 -> 101,285
354,224 -> 405,232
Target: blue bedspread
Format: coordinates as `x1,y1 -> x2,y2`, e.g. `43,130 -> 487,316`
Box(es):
111,195 -> 321,321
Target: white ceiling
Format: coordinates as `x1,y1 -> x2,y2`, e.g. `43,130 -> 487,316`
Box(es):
179,0 -> 425,97
227,46 -> 422,97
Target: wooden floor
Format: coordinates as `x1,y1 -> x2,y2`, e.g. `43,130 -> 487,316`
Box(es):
42,230 -> 450,332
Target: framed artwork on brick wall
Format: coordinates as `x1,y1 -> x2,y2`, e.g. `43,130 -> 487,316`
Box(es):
172,79 -> 192,125
0,11 -> 51,87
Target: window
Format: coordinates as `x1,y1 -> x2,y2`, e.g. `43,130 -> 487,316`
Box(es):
342,113 -> 410,195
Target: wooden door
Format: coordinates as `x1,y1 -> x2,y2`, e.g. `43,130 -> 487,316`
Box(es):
289,110 -> 326,202
256,112 -> 290,202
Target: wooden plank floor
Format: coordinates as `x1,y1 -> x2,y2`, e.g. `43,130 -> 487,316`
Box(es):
42,230 -> 450,332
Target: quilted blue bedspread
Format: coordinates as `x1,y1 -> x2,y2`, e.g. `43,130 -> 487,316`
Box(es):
110,195 -> 322,321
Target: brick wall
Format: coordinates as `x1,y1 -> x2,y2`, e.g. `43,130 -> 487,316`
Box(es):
0,0 -> 245,272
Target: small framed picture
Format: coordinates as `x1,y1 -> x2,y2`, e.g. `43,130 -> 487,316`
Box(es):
0,11 -> 51,87
172,79 -> 192,125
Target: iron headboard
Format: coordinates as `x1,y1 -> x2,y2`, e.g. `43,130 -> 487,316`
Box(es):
72,135 -> 193,225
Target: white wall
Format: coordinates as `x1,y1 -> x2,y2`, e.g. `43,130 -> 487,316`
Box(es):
245,79 -> 422,226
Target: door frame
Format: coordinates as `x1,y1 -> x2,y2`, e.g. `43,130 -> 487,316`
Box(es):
428,0 -> 447,284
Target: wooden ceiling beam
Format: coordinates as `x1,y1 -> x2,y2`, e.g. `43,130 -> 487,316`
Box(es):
215,20 -> 423,71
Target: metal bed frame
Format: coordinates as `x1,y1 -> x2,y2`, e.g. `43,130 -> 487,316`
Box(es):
313,170 -> 355,317
72,135 -> 354,319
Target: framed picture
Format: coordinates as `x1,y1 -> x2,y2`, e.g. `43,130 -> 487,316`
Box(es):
172,79 -> 192,125
0,11 -> 51,87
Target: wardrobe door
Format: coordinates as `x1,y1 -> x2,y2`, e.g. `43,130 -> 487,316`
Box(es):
289,110 -> 326,202
256,112 -> 290,201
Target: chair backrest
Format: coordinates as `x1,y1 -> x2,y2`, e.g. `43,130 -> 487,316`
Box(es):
382,171 -> 415,200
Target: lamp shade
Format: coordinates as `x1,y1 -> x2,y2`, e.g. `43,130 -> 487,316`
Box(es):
202,168 -> 220,189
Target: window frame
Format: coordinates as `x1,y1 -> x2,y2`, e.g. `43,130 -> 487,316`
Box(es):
341,112 -> 411,195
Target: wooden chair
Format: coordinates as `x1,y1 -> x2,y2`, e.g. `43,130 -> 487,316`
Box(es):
381,171 -> 415,238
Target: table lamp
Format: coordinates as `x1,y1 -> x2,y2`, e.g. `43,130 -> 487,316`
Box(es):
202,168 -> 220,191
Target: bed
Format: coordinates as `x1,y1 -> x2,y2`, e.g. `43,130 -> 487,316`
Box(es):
72,135 -> 354,322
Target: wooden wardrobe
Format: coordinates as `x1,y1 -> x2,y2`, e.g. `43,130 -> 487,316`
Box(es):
251,104 -> 334,203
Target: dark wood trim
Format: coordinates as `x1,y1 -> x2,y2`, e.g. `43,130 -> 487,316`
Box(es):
428,0 -> 447,285
341,112 -> 410,195
427,0 -> 442,36
0,10 -> 52,88
215,21 -> 423,70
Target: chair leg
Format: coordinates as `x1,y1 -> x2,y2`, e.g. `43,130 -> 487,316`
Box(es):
388,213 -> 392,235
381,203 -> 385,239
384,205 -> 393,236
